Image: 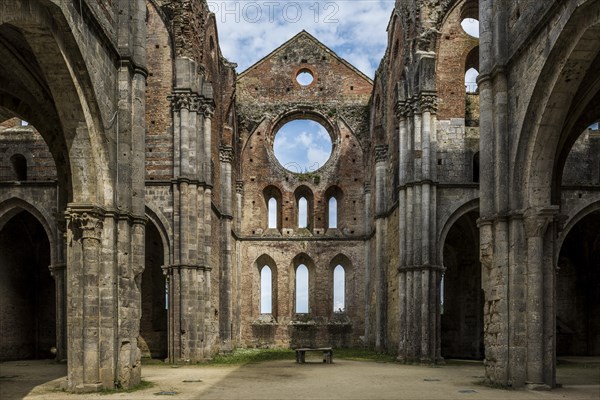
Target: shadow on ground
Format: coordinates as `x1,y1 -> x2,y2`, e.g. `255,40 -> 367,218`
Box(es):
1,355 -> 598,400
0,360 -> 66,400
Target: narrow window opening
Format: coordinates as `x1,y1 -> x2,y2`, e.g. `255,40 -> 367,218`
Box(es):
268,197 -> 277,229
296,264 -> 309,313
465,67 -> 479,93
440,274 -> 445,315
260,266 -> 272,314
328,197 -> 338,228
10,154 -> 27,181
473,152 -> 480,183
333,265 -> 345,312
298,197 -> 308,228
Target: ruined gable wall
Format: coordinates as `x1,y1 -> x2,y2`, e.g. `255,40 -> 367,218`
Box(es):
236,33 -> 371,347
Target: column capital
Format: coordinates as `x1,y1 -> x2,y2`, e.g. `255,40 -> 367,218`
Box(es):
219,145 -> 234,163
202,103 -> 215,119
395,100 -> 412,119
235,180 -> 244,194
168,91 -> 199,112
364,182 -> 372,194
416,93 -> 438,114
374,145 -> 388,163
68,210 -> 103,241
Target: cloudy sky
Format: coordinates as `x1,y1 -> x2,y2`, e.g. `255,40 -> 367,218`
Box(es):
273,119 -> 332,172
208,0 -> 397,78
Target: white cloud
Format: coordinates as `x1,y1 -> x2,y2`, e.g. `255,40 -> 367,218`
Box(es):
210,1 -> 396,77
307,146 -> 330,169
274,120 -> 332,172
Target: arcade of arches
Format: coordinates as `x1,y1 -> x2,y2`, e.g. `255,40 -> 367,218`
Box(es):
0,0 -> 598,392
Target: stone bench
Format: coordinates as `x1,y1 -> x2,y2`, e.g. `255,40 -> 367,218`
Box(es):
295,347 -> 333,364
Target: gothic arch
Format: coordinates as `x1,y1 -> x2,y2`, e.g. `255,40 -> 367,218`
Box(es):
254,254 -> 278,318
290,253 -> 316,314
0,1 -> 114,205
557,200 -> 600,253
328,253 -> 354,317
0,197 -> 57,266
0,205 -> 56,361
515,1 -> 600,209
439,200 -> 483,360
145,204 -> 172,266
437,198 -> 479,267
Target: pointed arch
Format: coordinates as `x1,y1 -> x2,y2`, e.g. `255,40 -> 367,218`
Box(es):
325,185 -> 344,229
0,197 -> 57,266
0,3 -> 114,205
291,253 -> 316,314
328,253 -> 354,317
294,185 -> 314,230
145,204 -> 172,266
263,185 -> 283,231
254,254 -> 278,318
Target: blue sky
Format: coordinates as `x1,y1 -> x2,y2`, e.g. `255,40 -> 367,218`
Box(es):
273,120 -> 332,172
209,1 -> 397,78
210,2 -> 480,78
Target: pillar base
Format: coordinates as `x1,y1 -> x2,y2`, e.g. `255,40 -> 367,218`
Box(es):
526,382 -> 551,391
62,381 -> 103,393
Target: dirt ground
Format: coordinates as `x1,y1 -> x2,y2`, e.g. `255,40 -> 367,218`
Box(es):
1,356 -> 598,400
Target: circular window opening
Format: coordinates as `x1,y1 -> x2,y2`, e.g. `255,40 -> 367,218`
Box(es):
273,119 -> 332,173
296,69 -> 314,86
461,18 -> 479,38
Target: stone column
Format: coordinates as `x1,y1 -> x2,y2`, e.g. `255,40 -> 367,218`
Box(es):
234,181 -> 244,341
50,217 -> 68,362
374,145 -> 388,351
363,183 -> 372,344
395,100 -> 410,361
395,92 -> 441,364
168,58 -> 215,362
219,146 -> 234,349
65,208 -> 107,391
49,263 -> 67,361
524,207 -> 558,389
163,265 -> 212,362
202,104 -> 214,185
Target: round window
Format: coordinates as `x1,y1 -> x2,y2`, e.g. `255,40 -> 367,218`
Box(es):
461,18 -> 479,38
296,69 -> 314,86
273,119 -> 332,173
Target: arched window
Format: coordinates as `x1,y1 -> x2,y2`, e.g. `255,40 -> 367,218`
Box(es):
465,67 -> 479,93
10,154 -> 27,181
264,185 -> 282,231
333,265 -> 345,312
473,152 -> 480,183
260,265 -> 272,314
325,186 -> 343,229
294,186 -> 313,230
268,197 -> 277,229
328,197 -> 338,228
298,197 -> 308,228
295,264 -> 309,313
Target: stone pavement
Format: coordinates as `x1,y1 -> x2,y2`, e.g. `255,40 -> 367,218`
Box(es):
1,358 -> 598,399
